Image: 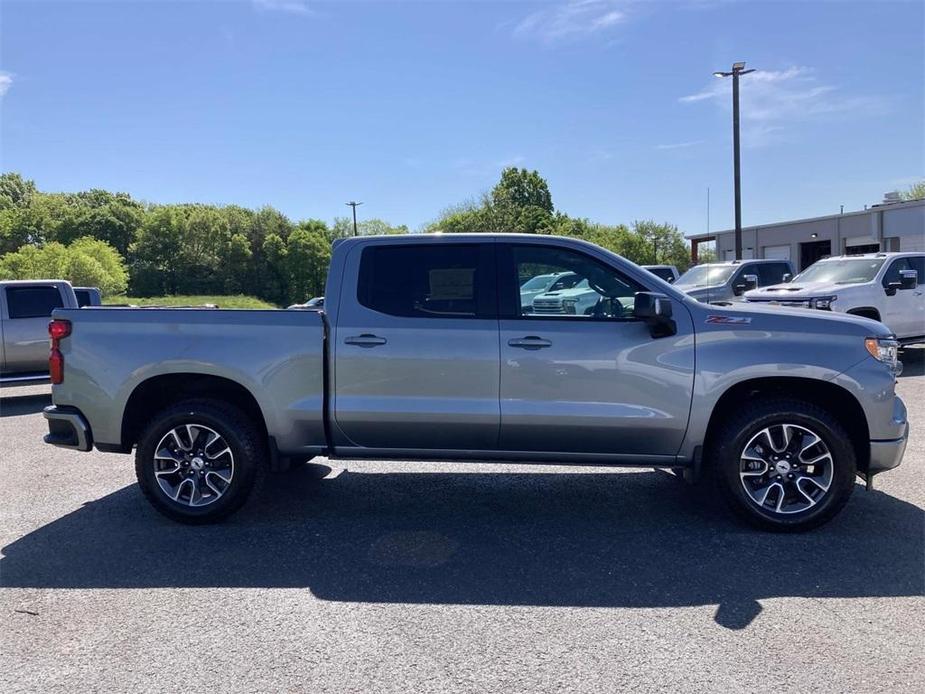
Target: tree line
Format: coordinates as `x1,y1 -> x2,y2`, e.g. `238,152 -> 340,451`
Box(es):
0,169 -> 693,305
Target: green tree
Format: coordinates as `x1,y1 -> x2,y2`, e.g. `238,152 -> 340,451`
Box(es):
430,169 -> 555,234
491,167 -> 553,214
130,206 -> 184,294
0,172 -> 37,209
900,181 -> 925,201
68,236 -> 129,295
330,216 -> 407,238
220,233 -> 252,293
630,220 -> 691,270
0,238 -> 128,296
286,228 -> 331,302
261,233 -> 288,304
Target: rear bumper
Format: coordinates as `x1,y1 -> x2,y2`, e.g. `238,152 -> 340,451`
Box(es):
43,405 -> 93,452
868,423 -> 909,476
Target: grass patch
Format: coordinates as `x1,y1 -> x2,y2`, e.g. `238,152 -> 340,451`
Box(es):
106,295 -> 279,309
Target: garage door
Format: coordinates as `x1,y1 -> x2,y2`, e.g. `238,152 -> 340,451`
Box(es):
723,249 -> 754,260
763,245 -> 791,260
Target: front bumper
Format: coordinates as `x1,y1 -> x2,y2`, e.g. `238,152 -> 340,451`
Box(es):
43,405 -> 93,452
869,422 -> 909,475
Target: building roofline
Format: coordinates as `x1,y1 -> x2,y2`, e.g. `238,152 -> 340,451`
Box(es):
686,196 -> 925,240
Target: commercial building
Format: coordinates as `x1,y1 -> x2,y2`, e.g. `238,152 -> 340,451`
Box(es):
688,196 -> 925,271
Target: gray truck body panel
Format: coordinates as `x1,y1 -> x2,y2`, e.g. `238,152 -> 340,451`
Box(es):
46,234 -> 906,478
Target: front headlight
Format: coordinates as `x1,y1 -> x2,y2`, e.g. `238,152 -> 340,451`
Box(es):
811,295 -> 837,310
865,337 -> 899,370
562,298 -> 578,314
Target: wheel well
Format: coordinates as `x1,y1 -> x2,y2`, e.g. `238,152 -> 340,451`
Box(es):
703,377 -> 870,473
121,374 -> 268,451
847,307 -> 881,322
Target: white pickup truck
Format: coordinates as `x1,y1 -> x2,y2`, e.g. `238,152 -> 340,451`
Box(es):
745,252 -> 925,345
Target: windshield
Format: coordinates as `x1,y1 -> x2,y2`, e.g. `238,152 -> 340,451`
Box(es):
676,265 -> 736,287
647,267 -> 675,282
793,258 -> 885,285
521,275 -> 555,291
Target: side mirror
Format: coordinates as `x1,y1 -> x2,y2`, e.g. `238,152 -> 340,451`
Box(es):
734,274 -> 759,296
886,270 -> 917,295
782,273 -> 793,283
633,292 -> 676,338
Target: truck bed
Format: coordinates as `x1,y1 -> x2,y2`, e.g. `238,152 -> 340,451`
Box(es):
51,308 -> 327,455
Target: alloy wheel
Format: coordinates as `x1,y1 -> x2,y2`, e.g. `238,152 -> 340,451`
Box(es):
153,424 -> 235,507
739,423 -> 834,515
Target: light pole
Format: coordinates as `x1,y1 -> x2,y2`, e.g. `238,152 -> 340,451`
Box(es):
345,201 -> 363,236
713,62 -> 755,260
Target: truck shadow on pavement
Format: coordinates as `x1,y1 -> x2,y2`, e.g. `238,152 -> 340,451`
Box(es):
0,393 -> 51,417
899,346 -> 924,378
2,467 -> 922,630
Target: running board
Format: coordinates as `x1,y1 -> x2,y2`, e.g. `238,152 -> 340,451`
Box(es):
0,373 -> 50,388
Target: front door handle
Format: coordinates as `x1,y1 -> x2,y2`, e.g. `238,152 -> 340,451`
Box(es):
508,336 -> 552,350
344,334 -> 387,347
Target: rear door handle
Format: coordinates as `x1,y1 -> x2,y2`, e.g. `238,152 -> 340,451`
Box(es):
508,336 -> 552,350
344,334 -> 387,347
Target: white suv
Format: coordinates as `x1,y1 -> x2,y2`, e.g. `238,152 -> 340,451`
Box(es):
745,252 -> 925,344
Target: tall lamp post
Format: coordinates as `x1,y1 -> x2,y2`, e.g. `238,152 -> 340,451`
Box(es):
345,201 -> 363,236
713,61 -> 755,260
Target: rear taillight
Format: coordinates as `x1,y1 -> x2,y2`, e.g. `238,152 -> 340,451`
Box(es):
48,319 -> 71,385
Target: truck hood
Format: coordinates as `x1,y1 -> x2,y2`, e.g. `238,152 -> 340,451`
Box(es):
686,299 -> 893,338
534,287 -> 595,300
677,286 -> 730,302
745,280 -> 852,300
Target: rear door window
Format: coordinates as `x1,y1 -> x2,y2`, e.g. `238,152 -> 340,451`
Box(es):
356,244 -> 495,318
5,286 -> 64,319
74,289 -> 92,307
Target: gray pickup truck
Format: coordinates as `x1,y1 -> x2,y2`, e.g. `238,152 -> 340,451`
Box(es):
1,280 -> 81,387
44,235 -> 908,531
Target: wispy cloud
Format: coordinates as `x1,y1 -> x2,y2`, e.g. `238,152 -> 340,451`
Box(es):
680,66 -> 888,145
656,140 -> 703,150
0,72 -> 13,98
252,0 -> 312,16
514,1 -> 628,43
453,155 -> 527,177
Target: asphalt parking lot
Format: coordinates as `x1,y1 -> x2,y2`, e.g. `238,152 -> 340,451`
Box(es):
1,349 -> 923,693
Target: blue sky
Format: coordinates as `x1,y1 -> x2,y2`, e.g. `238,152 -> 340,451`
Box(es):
1,0 -> 922,236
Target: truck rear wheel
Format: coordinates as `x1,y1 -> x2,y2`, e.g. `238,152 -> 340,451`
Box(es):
709,398 -> 856,532
135,399 -> 265,524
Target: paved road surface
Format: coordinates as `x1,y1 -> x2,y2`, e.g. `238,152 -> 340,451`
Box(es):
2,349 -> 923,693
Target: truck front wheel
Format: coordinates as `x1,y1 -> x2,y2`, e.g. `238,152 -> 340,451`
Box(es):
135,399 -> 265,524
709,399 -> 856,531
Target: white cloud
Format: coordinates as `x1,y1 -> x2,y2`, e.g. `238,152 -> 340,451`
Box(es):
680,66 -> 887,145
514,1 -> 627,43
252,0 -> 312,16
0,72 -> 12,97
656,140 -> 703,150
453,155 -> 527,177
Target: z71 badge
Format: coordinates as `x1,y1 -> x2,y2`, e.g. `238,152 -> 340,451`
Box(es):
705,315 -> 753,325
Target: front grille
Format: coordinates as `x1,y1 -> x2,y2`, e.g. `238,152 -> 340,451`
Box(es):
531,299 -> 565,314
747,298 -> 813,308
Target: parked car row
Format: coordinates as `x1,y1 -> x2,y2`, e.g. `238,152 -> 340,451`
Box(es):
663,252 -> 924,345
44,234 -> 908,532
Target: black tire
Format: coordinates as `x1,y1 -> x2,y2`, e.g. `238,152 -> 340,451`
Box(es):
135,399 -> 266,524
709,398 -> 856,532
